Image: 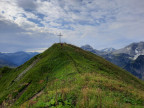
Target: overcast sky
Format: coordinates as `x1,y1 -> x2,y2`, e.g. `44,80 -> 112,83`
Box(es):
0,0 -> 144,52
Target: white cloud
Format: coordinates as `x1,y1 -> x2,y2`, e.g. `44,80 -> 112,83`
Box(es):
26,47 -> 48,53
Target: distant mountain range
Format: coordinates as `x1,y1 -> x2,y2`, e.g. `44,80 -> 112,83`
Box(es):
81,45 -> 101,55
81,41 -> 144,79
0,51 -> 39,68
113,41 -> 144,60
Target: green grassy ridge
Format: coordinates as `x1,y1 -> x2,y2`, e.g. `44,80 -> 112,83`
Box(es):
61,44 -> 144,88
0,43 -> 144,107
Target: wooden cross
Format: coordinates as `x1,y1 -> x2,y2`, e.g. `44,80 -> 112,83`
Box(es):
58,33 -> 62,43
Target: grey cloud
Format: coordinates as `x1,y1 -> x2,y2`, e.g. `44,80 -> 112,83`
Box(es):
17,0 -> 37,11
0,19 -> 25,33
0,31 -> 57,52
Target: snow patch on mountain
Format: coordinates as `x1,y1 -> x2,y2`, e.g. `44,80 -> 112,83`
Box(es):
133,50 -> 144,60
101,48 -> 116,53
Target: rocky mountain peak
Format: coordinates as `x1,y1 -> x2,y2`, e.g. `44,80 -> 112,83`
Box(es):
113,41 -> 144,59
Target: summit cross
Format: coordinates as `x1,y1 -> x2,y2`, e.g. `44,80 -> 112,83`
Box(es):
58,33 -> 63,43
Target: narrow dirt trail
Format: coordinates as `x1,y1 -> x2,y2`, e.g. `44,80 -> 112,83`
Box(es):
15,58 -> 40,81
30,90 -> 43,100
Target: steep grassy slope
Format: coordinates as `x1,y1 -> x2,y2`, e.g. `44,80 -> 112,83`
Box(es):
0,43 -> 144,108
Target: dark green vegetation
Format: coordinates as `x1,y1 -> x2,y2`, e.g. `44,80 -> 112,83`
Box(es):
0,43 -> 144,108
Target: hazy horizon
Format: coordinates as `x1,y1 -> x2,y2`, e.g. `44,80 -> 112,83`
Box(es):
0,41 -> 144,53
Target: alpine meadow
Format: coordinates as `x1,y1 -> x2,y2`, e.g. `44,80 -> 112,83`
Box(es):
0,43 -> 144,107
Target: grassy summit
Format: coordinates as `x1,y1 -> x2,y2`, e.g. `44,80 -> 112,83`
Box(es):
0,43 -> 144,107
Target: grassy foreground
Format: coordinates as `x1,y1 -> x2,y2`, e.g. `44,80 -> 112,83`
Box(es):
0,43 -> 144,108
